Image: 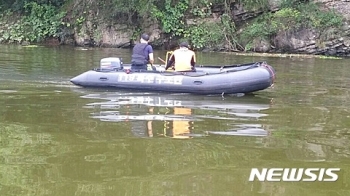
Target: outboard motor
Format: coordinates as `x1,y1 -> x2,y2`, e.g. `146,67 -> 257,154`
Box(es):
100,57 -> 123,71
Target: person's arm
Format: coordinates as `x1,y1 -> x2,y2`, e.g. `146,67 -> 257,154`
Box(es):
147,45 -> 154,64
191,53 -> 196,66
191,57 -> 195,66
149,53 -> 154,64
165,55 -> 175,70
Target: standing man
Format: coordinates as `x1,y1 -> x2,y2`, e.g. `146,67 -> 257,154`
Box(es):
165,41 -> 196,72
131,33 -> 154,71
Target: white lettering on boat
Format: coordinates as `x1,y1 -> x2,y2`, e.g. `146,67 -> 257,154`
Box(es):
118,74 -> 183,84
117,96 -> 183,106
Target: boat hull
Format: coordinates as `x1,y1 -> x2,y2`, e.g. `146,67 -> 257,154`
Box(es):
70,62 -> 275,95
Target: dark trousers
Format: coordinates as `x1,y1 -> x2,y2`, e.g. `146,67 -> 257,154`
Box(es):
131,64 -> 147,70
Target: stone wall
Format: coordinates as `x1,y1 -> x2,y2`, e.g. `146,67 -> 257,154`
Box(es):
288,0 -> 350,56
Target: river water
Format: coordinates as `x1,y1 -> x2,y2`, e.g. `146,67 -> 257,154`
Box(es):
0,45 -> 349,195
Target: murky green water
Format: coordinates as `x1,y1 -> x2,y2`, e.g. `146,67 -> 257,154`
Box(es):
0,45 -> 349,196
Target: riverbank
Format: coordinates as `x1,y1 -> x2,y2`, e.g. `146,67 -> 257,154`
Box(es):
1,0 -> 350,57
225,51 -> 343,59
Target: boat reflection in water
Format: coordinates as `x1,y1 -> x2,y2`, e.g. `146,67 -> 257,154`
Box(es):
77,90 -> 272,138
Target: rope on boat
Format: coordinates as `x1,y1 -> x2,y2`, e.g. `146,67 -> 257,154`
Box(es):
261,62 -> 276,85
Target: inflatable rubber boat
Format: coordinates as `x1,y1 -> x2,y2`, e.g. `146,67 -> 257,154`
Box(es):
70,57 -> 276,95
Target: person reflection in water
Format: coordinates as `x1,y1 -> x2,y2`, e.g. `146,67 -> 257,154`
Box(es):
129,106 -> 193,138
147,107 -> 154,137
164,107 -> 193,139
129,106 -> 155,138
172,107 -> 193,138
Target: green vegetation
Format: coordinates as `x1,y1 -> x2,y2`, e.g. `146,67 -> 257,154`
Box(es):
0,1 -> 66,43
150,0 -> 189,37
0,0 -> 345,50
239,1 -> 343,51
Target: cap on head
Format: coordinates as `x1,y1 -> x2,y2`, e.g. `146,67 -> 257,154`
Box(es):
141,33 -> 150,41
179,41 -> 189,48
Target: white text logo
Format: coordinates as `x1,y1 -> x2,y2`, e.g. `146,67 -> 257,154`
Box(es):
249,168 -> 340,182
